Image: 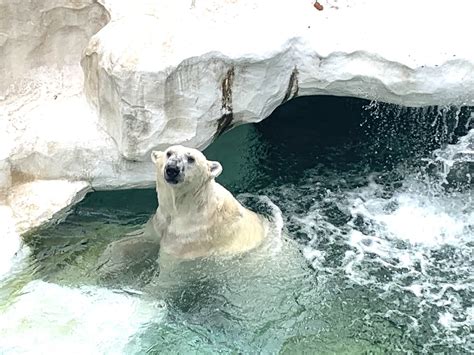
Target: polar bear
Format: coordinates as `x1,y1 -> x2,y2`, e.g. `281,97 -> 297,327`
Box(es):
149,145 -> 267,259
96,145 -> 268,280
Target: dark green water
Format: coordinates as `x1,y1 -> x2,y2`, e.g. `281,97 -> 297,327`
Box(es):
1,97 -> 473,354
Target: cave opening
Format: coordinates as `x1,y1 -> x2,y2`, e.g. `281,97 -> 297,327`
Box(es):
204,95 -> 473,194
257,95 -> 471,168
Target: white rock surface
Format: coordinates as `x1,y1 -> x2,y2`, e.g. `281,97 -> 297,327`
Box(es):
0,206 -> 22,278
83,0 -> 474,160
0,0 -> 109,97
0,157 -> 11,201
7,180 -> 92,235
6,90 -> 155,190
1,0 -> 473,249
0,180 -> 92,278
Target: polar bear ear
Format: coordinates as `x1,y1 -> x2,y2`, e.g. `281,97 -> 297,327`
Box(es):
208,161 -> 223,179
151,150 -> 163,164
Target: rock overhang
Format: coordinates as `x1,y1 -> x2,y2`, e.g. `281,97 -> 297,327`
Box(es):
82,0 -> 474,161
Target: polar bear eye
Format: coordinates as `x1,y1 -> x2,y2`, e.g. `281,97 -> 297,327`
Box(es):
166,151 -> 172,158
187,156 -> 195,164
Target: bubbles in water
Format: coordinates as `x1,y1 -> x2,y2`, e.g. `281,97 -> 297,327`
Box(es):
274,165 -> 473,352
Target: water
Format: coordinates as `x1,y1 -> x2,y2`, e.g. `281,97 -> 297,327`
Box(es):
1,96 -> 473,354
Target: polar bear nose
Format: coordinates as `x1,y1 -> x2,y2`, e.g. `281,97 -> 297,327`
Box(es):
165,164 -> 180,179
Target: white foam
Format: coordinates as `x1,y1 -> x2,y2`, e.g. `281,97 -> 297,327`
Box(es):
438,312 -> 454,328
0,280 -> 165,354
374,195 -> 466,247
347,176 -> 472,249
291,169 -> 473,351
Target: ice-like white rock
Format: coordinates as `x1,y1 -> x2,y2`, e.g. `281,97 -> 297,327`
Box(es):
83,0 -> 474,160
0,179 -> 93,278
7,180 -> 92,235
0,157 -> 11,201
0,280 -> 165,354
0,0 -> 107,250
0,206 -> 22,278
6,92 -> 155,190
0,111 -> 14,200
0,0 -> 109,97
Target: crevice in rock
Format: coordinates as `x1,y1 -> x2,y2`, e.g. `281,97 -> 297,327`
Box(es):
281,66 -> 299,105
215,66 -> 235,138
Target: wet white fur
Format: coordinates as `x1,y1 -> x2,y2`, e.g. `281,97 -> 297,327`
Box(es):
149,145 -> 267,259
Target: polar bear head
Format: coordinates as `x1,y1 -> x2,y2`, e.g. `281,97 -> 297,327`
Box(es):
151,145 -> 223,189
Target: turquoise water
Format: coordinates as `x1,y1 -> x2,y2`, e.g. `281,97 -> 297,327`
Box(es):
1,97 -> 473,354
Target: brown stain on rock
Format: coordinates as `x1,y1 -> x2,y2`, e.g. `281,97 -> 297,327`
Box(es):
281,67 -> 299,105
215,66 -> 235,137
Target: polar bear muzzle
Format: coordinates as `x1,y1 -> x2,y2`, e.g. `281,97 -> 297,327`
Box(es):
164,159 -> 184,185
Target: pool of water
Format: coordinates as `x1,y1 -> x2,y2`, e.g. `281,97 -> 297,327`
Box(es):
1,97 -> 473,354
